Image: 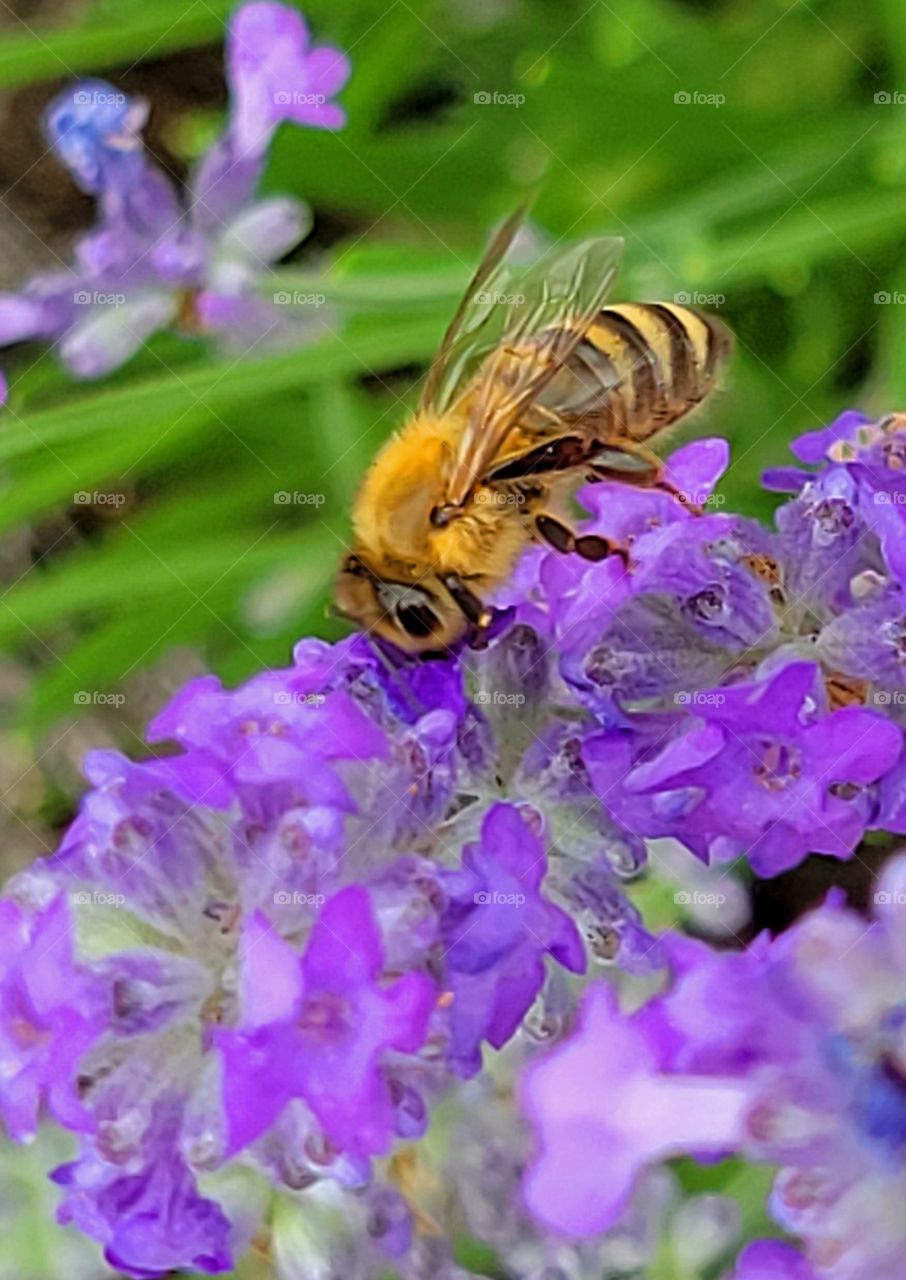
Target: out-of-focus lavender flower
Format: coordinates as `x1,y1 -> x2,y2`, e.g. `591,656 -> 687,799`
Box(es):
0,1 -> 347,379
43,80 -> 149,199
0,895 -> 103,1142
731,1241 -> 818,1280
522,982 -> 751,1236
228,1 -> 350,154
524,850 -> 906,1280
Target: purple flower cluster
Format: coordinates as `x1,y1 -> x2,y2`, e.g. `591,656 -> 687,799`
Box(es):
2,618 -> 643,1275
0,2 -> 349,379
3,410 -> 906,1277
5,10 -> 906,1265
524,851 -> 906,1280
502,415 -> 906,876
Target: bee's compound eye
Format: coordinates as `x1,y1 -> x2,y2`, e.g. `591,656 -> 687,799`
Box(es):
396,602 -> 439,639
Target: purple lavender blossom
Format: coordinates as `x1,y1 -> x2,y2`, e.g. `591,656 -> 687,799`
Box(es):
53,1098 -> 233,1277
439,803 -> 586,1076
228,1 -> 350,153
588,660 -> 901,874
732,1241 -> 818,1280
0,893 -> 102,1141
217,888 -> 435,1157
44,81 -> 149,199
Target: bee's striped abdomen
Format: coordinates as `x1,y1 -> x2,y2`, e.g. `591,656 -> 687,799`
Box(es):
580,301 -> 732,442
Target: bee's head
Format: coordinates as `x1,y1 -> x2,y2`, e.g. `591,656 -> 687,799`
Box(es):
334,554 -> 463,653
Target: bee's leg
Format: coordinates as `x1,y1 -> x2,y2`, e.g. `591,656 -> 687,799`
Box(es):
535,514 -> 629,565
587,442 -> 703,514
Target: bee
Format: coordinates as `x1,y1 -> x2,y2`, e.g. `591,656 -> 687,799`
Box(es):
335,209 -> 732,652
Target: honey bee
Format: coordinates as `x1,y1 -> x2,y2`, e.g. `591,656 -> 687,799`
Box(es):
335,209 -> 733,652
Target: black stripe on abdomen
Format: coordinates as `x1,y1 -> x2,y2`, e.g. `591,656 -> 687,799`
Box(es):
647,303 -> 697,404
596,308 -> 661,422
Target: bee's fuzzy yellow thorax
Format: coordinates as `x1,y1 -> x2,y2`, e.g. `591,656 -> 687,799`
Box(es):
352,414 -> 459,563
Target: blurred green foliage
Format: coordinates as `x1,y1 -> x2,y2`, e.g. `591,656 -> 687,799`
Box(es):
1,0 -> 904,751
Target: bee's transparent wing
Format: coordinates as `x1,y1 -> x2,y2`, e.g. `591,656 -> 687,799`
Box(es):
420,204 -> 531,414
440,234 -> 624,508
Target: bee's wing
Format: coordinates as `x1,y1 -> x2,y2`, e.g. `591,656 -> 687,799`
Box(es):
441,234 -> 624,508
420,204 -> 530,414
